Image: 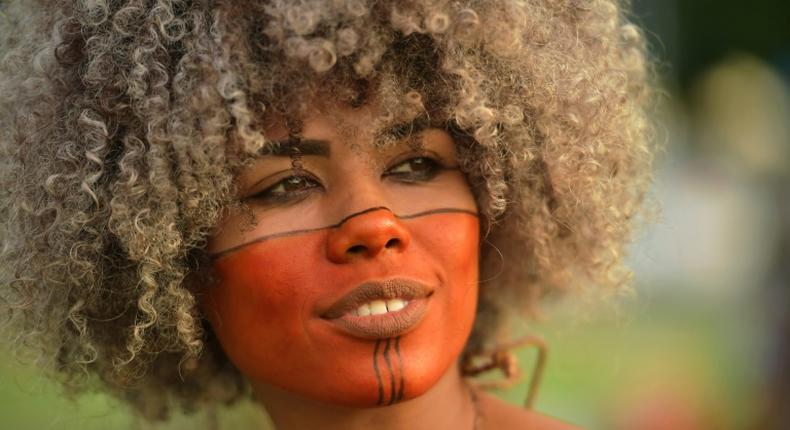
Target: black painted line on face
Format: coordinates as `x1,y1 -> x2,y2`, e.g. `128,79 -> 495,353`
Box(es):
373,339 -> 385,406
210,207 -> 480,260
383,338 -> 397,406
336,206 -> 391,227
394,336 -> 405,402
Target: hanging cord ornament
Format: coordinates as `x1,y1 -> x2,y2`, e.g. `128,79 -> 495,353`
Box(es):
461,335 -> 548,409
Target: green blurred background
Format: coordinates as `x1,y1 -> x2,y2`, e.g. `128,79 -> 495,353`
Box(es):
2,1 -> 789,429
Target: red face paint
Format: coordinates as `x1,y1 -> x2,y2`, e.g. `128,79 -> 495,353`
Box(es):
202,209 -> 479,406
201,106 -> 480,406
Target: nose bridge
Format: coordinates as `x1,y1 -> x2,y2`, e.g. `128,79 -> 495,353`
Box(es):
324,146 -> 412,262
326,207 -> 411,263
338,168 -> 390,213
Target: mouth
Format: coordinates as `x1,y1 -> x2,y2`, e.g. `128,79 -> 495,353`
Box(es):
321,279 -> 433,339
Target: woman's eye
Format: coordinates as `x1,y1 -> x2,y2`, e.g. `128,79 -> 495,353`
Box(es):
250,175 -> 322,203
384,157 -> 442,182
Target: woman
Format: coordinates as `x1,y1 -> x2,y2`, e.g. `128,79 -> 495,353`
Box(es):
0,0 -> 653,428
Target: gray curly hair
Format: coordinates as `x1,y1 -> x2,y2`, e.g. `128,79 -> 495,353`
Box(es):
0,0 -> 654,421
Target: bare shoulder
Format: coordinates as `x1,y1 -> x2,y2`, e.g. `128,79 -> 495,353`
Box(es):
476,390 -> 584,430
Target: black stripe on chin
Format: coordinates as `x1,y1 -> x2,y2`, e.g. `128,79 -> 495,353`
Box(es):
394,336 -> 405,402
210,207 -> 479,260
383,338 -> 397,406
374,337 -> 406,406
373,339 -> 384,406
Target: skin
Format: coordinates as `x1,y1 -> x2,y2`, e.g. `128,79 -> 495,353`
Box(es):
200,104 -> 581,429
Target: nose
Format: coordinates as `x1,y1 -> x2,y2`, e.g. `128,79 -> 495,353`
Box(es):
326,208 -> 411,263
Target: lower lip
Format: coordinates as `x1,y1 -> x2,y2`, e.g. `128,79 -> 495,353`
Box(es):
324,298 -> 429,339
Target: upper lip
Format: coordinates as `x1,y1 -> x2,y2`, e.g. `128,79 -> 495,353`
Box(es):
322,279 -> 433,319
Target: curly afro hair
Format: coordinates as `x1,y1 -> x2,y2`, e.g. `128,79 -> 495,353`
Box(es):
0,0 -> 654,421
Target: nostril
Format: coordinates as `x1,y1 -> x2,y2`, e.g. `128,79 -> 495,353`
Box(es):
348,244 -> 367,254
328,208 -> 411,263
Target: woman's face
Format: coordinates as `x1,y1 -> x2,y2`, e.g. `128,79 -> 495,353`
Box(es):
201,105 -> 479,407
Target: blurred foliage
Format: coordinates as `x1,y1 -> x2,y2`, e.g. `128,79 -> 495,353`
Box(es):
633,0 -> 790,92
675,0 -> 790,88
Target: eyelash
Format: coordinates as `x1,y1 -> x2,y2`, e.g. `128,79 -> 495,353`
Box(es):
248,156 -> 444,204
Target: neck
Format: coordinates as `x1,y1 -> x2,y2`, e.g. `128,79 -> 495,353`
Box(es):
254,361 -> 476,430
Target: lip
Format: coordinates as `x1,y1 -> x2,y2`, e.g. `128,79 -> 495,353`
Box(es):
321,279 -> 433,339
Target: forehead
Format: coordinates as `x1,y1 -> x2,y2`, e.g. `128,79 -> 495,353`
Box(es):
260,103 -> 432,153
263,103 -> 369,137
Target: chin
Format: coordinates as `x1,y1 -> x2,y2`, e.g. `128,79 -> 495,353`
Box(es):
252,329 -> 471,408
235,288 -> 477,408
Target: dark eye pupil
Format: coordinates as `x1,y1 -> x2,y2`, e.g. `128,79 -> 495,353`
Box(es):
284,176 -> 306,191
385,157 -> 441,182
410,158 -> 428,170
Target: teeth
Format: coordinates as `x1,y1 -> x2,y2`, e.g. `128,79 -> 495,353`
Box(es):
352,298 -> 410,317
369,300 -> 388,315
386,299 -> 406,312
357,303 -> 371,316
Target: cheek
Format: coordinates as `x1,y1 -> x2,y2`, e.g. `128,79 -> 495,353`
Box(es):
200,214 -> 480,407
400,215 -> 480,389
201,237 -> 325,379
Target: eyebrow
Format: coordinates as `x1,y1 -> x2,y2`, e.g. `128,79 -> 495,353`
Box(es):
259,115 -> 435,158
263,138 -> 331,157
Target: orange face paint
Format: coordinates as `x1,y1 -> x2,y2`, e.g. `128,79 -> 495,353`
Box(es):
202,209 -> 479,406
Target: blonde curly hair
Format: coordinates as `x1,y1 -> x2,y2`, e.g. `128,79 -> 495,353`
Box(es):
0,0 -> 654,421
